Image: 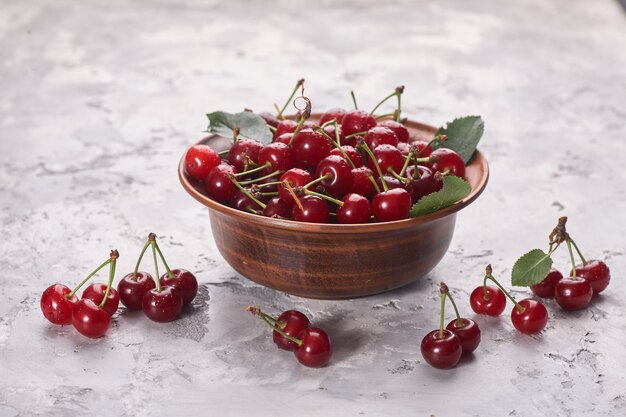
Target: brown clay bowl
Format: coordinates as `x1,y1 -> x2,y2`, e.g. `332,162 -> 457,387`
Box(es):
179,117 -> 489,299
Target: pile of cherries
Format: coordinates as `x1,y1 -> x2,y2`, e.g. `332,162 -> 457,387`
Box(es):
246,306 -> 332,368
40,233 -> 198,338
184,83 -> 467,223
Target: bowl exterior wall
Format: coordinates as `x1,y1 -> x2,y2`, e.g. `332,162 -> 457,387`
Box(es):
209,209 -> 457,299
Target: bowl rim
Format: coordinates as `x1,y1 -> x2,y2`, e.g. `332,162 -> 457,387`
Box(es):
178,117 -> 489,234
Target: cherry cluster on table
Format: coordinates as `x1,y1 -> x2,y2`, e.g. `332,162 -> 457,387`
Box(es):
185,108 -> 465,224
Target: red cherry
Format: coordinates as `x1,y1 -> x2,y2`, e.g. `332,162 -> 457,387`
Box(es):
376,174 -> 406,193
262,197 -> 293,219
530,269 -> 563,298
40,284 -> 79,325
329,146 -> 363,168
336,193 -> 372,224
363,126 -> 399,149
371,188 -> 412,222
405,165 -> 443,203
446,318 -> 481,354
410,140 -> 433,157
294,327 -> 332,368
277,168 -> 313,201
510,299 -> 548,334
274,119 -> 299,138
142,286 -> 183,323
429,148 -> 465,178
205,164 -> 238,202
315,155 -> 353,197
273,310 -> 311,351
379,120 -> 410,142
341,110 -> 377,141
370,144 -> 404,175
230,188 -> 264,212
469,286 -> 507,316
292,195 -> 329,223
228,139 -> 263,172
258,142 -> 293,173
420,329 -> 462,369
319,108 -> 347,125
322,123 -> 346,146
259,112 -> 280,128
274,132 -> 293,145
71,299 -> 111,338
159,269 -> 198,306
574,260 -> 610,294
117,272 -> 156,311
291,129 -> 333,167
82,283 -> 119,316
554,278 -> 593,310
349,167 -> 376,198
397,142 -> 412,156
184,144 -> 221,181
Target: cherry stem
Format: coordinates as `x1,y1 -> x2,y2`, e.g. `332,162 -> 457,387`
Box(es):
569,238 -> 587,266
152,239 -> 175,278
246,307 -> 299,345
68,257 -> 112,298
374,113 -> 395,120
256,181 -> 282,188
304,189 -> 343,206
350,91 -> 358,110
345,131 -> 368,139
388,169 -> 409,184
438,292 -> 447,339
277,78 -> 305,119
268,125 -> 277,133
398,151 -> 414,177
367,171 -> 381,193
229,176 -> 267,209
238,170 -> 281,185
234,162 -> 271,178
99,254 -> 117,309
370,86 -> 404,116
317,124 -> 357,169
260,192 -> 278,197
566,240 -> 578,280
358,141 -> 388,191
395,86 -> 403,121
440,282 -> 464,328
283,181 -> 304,212
218,149 -> 229,156
483,265 -> 525,312
303,174 -> 331,190
131,240 -> 152,280
232,126 -> 240,145
151,241 -> 161,292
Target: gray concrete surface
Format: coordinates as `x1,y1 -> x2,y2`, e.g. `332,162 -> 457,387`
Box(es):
1,0 -> 625,416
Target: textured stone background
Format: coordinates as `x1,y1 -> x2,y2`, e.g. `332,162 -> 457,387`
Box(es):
1,0 -> 625,416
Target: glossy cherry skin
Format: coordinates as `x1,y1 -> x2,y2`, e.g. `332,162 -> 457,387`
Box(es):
228,139 -> 263,172
258,142 -> 293,173
292,195 -> 329,223
142,286 -> 183,323
82,283 -> 119,316
159,269 -> 198,306
40,284 -> 79,325
370,144 -> 404,175
205,164 -> 238,203
363,126 -> 399,149
379,120 -> 410,142
277,168 -> 313,201
446,318 -> 481,354
273,310 -> 311,351
429,148 -> 465,178
336,193 -> 372,224
291,129 -> 333,167
118,272 -> 156,311
329,146 -> 363,168
376,175 -> 406,193
469,286 -> 507,316
262,197 -> 293,219
574,260 -> 610,294
259,111 -> 280,128
511,299 -> 548,334
319,108 -> 347,126
554,278 -> 593,310
71,299 -> 111,338
294,327 -> 332,368
420,329 -> 462,369
349,167 -> 376,198
397,142 -> 412,156
315,155 -> 353,197
274,132 -> 293,145
405,165 -> 443,203
274,119 -> 298,139
341,110 -> 377,140
184,145 -> 221,181
411,140 -> 433,157
372,188 -> 412,222
530,269 -> 563,298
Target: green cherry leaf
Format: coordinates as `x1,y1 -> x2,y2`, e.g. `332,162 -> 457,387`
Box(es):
434,116 -> 484,164
511,249 -> 553,287
409,176 -> 472,217
206,111 -> 273,144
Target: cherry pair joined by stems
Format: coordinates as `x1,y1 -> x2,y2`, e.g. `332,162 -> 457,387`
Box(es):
471,265 -> 548,334
421,282 -> 481,369
247,307 -> 332,368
